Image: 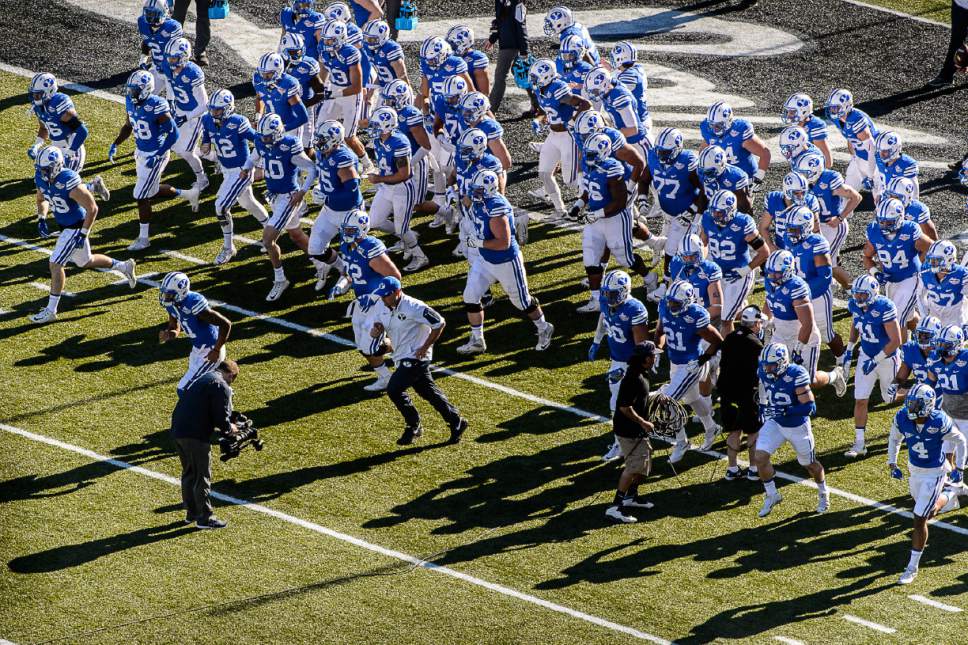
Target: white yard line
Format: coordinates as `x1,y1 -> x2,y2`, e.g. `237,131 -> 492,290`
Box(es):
773,637 -> 805,645
112,270 -> 157,286
27,282 -> 74,297
161,249 -> 206,265
842,614 -> 896,634
909,594 -> 963,612
838,0 -> 948,27
0,421 -> 672,645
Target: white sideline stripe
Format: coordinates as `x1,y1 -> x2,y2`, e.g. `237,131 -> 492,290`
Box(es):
909,594 -> 963,612
28,282 -> 74,297
0,62 -> 124,105
838,0 -> 948,27
4,233 -> 968,538
162,249 -> 206,265
0,638 -> 19,644
112,271 -> 157,286
0,422 -> 671,645
773,637 -> 805,645
235,235 -> 261,247
842,614 -> 896,634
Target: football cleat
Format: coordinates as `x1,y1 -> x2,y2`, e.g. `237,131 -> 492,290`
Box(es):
90,175 -> 111,201
758,492 -> 783,518
535,322 -> 555,351
193,175 -> 210,193
622,496 -> 655,509
214,245 -> 237,266
265,279 -> 290,302
605,505 -> 638,524
669,439 -> 691,464
831,365 -> 848,398
28,308 -> 57,324
121,259 -> 138,288
448,417 -> 469,444
127,237 -> 151,251
700,425 -> 721,451
577,296 -> 601,313
182,186 -> 201,213
898,566 -> 918,585
364,373 -> 391,392
404,253 -> 429,273
843,443 -> 867,458
746,468 -> 760,481
457,337 -> 487,355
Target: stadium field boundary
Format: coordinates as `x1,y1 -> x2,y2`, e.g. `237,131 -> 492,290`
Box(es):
837,0 -> 948,27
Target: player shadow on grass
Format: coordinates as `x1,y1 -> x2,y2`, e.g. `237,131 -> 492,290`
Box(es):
0,459 -> 118,505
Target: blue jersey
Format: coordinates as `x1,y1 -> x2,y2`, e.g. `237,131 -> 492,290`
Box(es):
647,149 -> 700,216
398,105 -> 425,154
766,275 -> 810,322
286,57 -> 321,104
786,233 -> 832,299
164,291 -> 217,348
906,200 -> 931,226
137,16 -> 183,68
867,220 -> 922,282
349,0 -> 371,26
460,116 -> 504,145
432,95 -> 463,143
534,78 -> 578,127
834,108 -> 879,161
876,153 -> 919,191
253,135 -> 305,194
930,349 -> 968,396
320,44 -> 362,89
315,145 -> 362,211
700,117 -> 758,177
669,259 -> 722,308
462,49 -> 490,91
421,55 -> 468,99
340,235 -> 388,299
367,40 -> 404,89
125,94 -> 172,154
557,58 -> 592,88
702,211 -> 756,277
252,72 -> 303,126
809,169 -> 846,224
280,7 -> 324,61
920,264 -> 968,310
764,191 -> 820,250
33,93 -> 76,147
35,168 -> 85,228
200,113 -> 254,170
578,127 -> 630,181
601,84 -> 646,145
601,297 -> 649,363
162,60 -> 205,115
802,115 -> 828,144
584,158 -> 626,212
893,408 -> 955,469
900,341 -> 934,383
615,64 -> 650,123
560,23 -> 599,63
456,153 -> 502,197
659,301 -> 710,365
701,164 -> 749,200
372,131 -> 412,180
759,364 -> 812,428
472,194 -> 519,264
848,295 -> 897,358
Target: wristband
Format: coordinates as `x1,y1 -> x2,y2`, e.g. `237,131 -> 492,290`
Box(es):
753,169 -> 766,181
873,351 -> 887,363
688,203 -> 700,215
868,267 -> 879,277
80,228 -> 89,236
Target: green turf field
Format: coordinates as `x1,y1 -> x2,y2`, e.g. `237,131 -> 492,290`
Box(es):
2,68 -> 968,644
863,0 -> 951,24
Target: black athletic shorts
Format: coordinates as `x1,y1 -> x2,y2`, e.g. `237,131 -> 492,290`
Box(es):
720,394 -> 759,434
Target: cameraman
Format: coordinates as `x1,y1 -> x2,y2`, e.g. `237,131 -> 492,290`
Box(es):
170,358 -> 239,529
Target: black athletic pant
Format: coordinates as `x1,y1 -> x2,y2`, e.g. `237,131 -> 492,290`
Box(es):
940,1 -> 968,81
174,436 -> 214,522
386,359 -> 461,428
173,0 -> 211,55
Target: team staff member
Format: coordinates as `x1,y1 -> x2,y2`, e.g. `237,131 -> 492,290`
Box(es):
606,342 -> 662,524
929,1 -> 968,87
718,305 -> 767,481
172,0 -> 210,66
370,277 -> 469,446
486,0 -> 531,114
169,359 -> 241,529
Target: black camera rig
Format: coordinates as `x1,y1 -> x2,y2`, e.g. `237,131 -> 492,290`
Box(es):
218,412 -> 265,462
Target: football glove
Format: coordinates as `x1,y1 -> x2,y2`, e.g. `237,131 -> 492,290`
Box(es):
37,216 -> 51,239
530,119 -> 547,136
108,143 -> 118,163
751,169 -> 765,193
886,383 -> 898,403
862,356 -> 879,375
327,275 -> 351,301
174,113 -> 187,127
889,464 -> 904,480
567,199 -> 585,221
144,154 -> 161,169
862,177 -> 874,192
791,341 -> 804,365
27,138 -> 44,160
950,469 -> 964,484
587,341 -> 600,362
841,345 -> 854,368
138,55 -> 152,71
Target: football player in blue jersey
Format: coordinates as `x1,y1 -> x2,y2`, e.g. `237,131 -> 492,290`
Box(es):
29,147 -> 136,324
529,58 -> 591,217
884,176 -> 938,241
457,171 -> 555,354
110,70 -> 200,251
363,20 -> 409,107
280,0 -> 325,62
889,315 -> 941,402
556,34 -> 593,90
162,37 -> 209,191
543,6 -> 599,64
137,0 -> 184,94
874,130 -> 920,203
926,325 -> 968,478
574,134 -> 652,313
329,210 -> 402,391
700,101 -> 771,193
781,93 -> 831,168
697,145 -> 752,213
654,281 -> 723,459
783,206 -> 848,383
588,270 -> 651,460
322,3 -> 375,108
447,25 -> 490,95
431,76 -> 471,225
450,128 -> 505,261
758,171 -> 820,252
919,240 -> 968,328
306,119 -> 356,290
382,80 -> 439,221
158,271 -> 233,394
583,67 -> 650,166
459,92 -> 511,172
610,42 -> 651,139
887,384 -> 965,584
241,113 -> 317,301
317,22 -> 372,168
863,198 -> 931,340
200,89 -> 270,265
754,343 -> 830,517
253,51 -> 311,144
794,151 -> 861,289
701,190 -> 768,334
669,235 -> 724,323
825,88 -> 880,191
279,33 -> 327,151
778,126 -> 823,171
844,275 -> 902,458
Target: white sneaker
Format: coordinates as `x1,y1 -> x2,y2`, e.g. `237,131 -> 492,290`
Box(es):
314,263 -> 335,291
90,175 -> 111,201
193,175 -> 210,193
429,211 -> 447,229
444,213 -> 458,235
898,566 -> 918,585
214,245 -> 237,266
126,237 -> 150,251
457,337 -> 487,355
831,365 -> 847,398
844,443 -> 867,458
580,277 -> 590,288
363,374 -> 390,392
605,505 -> 637,524
387,240 -> 405,253
758,493 -> 783,518
404,253 -> 429,273
647,282 -> 667,303
817,491 -> 830,514
669,440 -> 691,464
602,439 -> 622,462
183,187 -> 201,212
527,187 -> 550,203
266,279 -> 290,302
121,259 -> 137,288
452,242 -> 465,258
29,308 -> 57,324
577,297 -> 600,313
535,322 -> 554,351
700,425 -> 721,451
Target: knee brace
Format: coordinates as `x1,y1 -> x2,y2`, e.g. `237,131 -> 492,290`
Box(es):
585,265 -> 605,277
523,297 -> 540,315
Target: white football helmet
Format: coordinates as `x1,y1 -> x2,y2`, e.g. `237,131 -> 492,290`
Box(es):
709,189 -> 738,226
257,113 -> 285,145
36,146 -> 64,183
560,34 -> 588,68
602,270 -> 633,307
442,75 -> 468,106
677,234 -> 704,266
665,281 -> 696,314
165,37 -> 192,68
458,128 -> 488,162
759,343 -> 789,380
706,101 -> 734,136
779,126 -> 809,160
850,274 -> 880,309
208,89 -> 235,123
368,106 -> 398,137
905,383 -> 938,420
420,36 -> 451,69
460,92 -> 490,124
794,151 -> 825,185
698,145 -> 728,180
915,316 -> 942,351
936,324 -> 965,358
159,271 -> 191,305
279,32 -> 306,63
654,127 -> 684,165
471,170 -> 500,202
314,119 -> 345,154
446,25 -> 475,55
29,72 -> 58,106
323,2 -> 351,21
609,41 -> 637,68
875,198 -> 904,235
782,171 -> 809,205
875,130 -> 902,163
381,79 -> 414,110
363,19 -> 391,50
583,66 -> 612,102
885,176 -> 916,207
583,133 -> 612,170
765,250 -> 796,284
126,69 -> 154,103
781,93 -> 814,125
340,209 -> 370,242
321,20 -> 349,52
926,240 -> 958,273
543,6 -> 575,36
825,88 -> 854,120
258,52 -> 285,86
785,206 -> 815,244
574,110 -> 607,141
528,58 -> 558,89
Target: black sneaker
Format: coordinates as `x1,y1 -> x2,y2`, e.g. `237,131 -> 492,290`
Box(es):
195,51 -> 209,67
746,468 -> 760,482
927,75 -> 952,88
196,516 -> 227,529
448,417 -> 468,444
184,513 -> 196,524
724,467 -> 746,481
397,425 -> 423,446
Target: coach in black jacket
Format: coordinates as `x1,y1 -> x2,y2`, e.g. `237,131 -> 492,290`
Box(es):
485,0 -> 530,113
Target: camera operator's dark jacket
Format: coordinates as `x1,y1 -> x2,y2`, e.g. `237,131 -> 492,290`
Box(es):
171,371 -> 233,441
489,0 -> 529,55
